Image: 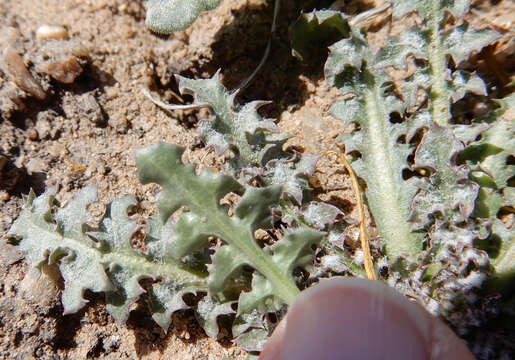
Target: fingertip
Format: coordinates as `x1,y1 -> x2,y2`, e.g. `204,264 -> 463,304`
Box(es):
260,317 -> 287,360
261,278 -> 475,360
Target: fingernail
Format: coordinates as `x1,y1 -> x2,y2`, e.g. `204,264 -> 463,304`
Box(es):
278,278 -> 432,360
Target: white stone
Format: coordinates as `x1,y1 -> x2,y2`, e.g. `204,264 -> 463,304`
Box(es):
36,25 -> 69,41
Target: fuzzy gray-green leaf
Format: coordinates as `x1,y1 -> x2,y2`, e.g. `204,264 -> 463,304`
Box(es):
460,94 -> 515,276
392,0 -> 469,21
137,143 -> 323,311
8,187 -> 114,314
441,23 -> 499,65
235,328 -> 270,352
146,0 -> 221,34
328,35 -> 424,259
9,188 -> 210,328
137,143 -> 242,223
391,0 -> 498,128
411,125 -> 479,227
262,154 -> 317,204
177,73 -> 318,203
375,28 -> 429,69
196,296 -> 235,338
178,72 -> 276,164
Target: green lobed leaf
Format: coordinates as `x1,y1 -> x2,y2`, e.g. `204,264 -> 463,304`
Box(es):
232,310 -> 285,352
196,296 -> 235,338
232,308 -> 280,352
463,95 -> 515,190
474,187 -> 514,276
178,72 -> 276,163
136,143 -> 324,312
7,188 -> 208,326
325,29 -> 369,78
146,0 -> 221,34
262,154 -> 317,204
392,0 -> 469,23
232,310 -> 270,338
300,202 -> 342,230
410,125 -> 479,228
89,196 -> 143,322
491,209 -> 514,276
234,328 -> 270,353
375,28 -> 429,70
441,23 -> 499,66
150,280 -> 196,330
401,71 -> 433,110
176,72 -> 317,203
327,33 -> 424,259
8,187 -> 114,313
460,94 -> 515,276
389,0 -> 498,128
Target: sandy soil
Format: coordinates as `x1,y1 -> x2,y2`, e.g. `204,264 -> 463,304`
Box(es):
0,0 -> 512,359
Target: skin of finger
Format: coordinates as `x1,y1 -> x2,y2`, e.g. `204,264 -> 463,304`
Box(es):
259,317 -> 287,360
260,278 -> 475,360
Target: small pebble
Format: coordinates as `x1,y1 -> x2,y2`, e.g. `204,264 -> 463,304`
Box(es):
35,113 -> 52,139
27,128 -> 39,141
39,56 -> 83,83
2,46 -> 46,100
0,190 -> 10,202
36,25 -> 69,41
78,93 -> 105,126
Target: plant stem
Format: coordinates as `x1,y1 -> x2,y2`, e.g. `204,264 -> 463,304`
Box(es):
324,150 -> 377,280
235,0 -> 281,92
362,75 -> 420,258
428,0 -> 451,127
216,217 -> 300,304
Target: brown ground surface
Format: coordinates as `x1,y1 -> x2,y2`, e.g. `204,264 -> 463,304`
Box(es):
0,0 -> 512,359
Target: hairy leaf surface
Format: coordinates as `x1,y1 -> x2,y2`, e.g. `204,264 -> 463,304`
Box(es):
411,125 -> 479,227
460,94 -> 515,275
146,0 -> 221,33
326,30 -> 423,259
176,72 -> 318,203
389,0 -> 498,127
8,187 -> 208,330
136,143 -> 323,311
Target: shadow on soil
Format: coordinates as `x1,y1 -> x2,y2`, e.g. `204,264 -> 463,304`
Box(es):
195,0 -> 378,118
6,63 -> 115,131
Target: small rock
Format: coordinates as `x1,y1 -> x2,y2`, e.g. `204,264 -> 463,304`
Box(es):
0,190 -> 9,202
0,27 -> 22,52
36,110 -> 61,139
38,56 -> 83,83
0,79 -> 27,118
2,46 -> 46,100
35,115 -> 51,140
78,93 -> 105,126
25,157 -> 47,174
38,38 -> 88,58
34,39 -> 88,84
104,86 -> 118,100
27,128 -> 39,141
36,25 -> 69,41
